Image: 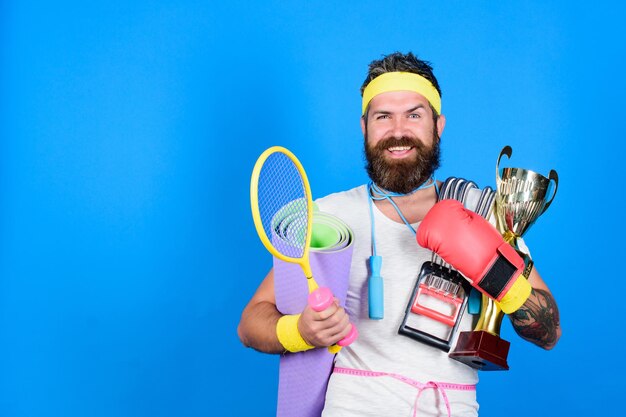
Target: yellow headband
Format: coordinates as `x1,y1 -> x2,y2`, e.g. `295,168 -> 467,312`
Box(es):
361,71 -> 441,115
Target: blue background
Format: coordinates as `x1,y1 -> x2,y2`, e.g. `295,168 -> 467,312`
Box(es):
1,1 -> 624,416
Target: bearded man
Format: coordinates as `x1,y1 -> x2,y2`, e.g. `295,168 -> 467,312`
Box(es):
238,52 -> 561,417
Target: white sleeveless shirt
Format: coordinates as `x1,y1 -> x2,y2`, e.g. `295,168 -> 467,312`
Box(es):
317,185 -> 480,417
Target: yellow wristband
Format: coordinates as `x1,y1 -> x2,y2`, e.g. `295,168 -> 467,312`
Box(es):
276,314 -> 314,353
498,275 -> 532,314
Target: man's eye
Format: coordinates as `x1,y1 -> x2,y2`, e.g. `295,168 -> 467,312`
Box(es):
376,114 -> 390,120
409,113 -> 420,119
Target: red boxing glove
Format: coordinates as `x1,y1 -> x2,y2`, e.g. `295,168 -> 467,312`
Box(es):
417,199 -> 531,314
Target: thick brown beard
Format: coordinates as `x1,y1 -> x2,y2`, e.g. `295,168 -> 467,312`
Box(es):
364,130 -> 440,194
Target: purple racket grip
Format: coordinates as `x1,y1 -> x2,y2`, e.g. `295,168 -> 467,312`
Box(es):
307,287 -> 358,347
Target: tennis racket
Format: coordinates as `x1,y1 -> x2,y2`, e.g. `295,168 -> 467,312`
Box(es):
250,146 -> 357,353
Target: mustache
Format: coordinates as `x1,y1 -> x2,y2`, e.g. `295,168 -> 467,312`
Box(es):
372,136 -> 427,152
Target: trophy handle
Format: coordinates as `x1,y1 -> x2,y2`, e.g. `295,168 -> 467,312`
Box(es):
541,169 -> 559,214
496,146 -> 512,183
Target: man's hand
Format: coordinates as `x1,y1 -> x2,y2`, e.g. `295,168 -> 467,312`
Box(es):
298,298 -> 353,347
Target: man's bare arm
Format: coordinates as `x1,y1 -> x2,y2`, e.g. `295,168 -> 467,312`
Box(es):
509,267 -> 561,350
238,269 -> 353,353
237,269 -> 285,354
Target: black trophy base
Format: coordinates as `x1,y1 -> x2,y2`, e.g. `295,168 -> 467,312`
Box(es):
449,331 -> 510,371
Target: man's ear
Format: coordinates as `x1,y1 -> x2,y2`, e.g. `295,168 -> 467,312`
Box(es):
360,116 -> 366,137
436,114 -> 446,137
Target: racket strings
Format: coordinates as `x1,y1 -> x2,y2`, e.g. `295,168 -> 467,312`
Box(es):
258,152 -> 310,259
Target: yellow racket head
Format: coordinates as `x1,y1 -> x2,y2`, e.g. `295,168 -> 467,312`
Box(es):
250,146 -> 314,278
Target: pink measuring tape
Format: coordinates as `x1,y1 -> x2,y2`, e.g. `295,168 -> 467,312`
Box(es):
333,366 -> 475,417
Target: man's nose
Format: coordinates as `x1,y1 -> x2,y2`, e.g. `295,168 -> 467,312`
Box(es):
391,117 -> 408,138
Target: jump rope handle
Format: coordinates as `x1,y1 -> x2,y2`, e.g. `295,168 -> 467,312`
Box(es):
308,287 -> 358,352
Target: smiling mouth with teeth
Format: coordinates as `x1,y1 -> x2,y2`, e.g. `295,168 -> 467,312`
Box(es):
387,146 -> 414,156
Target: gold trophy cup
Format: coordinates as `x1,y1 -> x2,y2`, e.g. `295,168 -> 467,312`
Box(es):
449,146 -> 558,371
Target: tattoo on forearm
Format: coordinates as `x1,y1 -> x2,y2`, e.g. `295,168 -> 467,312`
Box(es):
510,289 -> 560,349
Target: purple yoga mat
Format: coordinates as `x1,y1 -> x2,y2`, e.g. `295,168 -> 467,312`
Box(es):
274,241 -> 354,417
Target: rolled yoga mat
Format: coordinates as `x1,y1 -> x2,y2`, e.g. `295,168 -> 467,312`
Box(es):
273,207 -> 354,417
